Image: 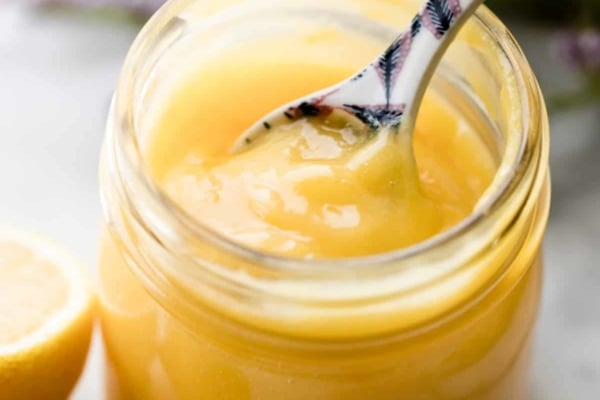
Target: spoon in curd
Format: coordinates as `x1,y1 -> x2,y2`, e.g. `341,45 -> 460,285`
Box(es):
232,0 -> 484,153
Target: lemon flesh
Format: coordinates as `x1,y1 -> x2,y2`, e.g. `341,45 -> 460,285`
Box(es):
0,227 -> 94,400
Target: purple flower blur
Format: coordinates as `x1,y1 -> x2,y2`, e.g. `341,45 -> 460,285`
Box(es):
36,0 -> 166,17
558,30 -> 600,72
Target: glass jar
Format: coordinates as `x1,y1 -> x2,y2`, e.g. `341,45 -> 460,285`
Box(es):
98,0 -> 550,399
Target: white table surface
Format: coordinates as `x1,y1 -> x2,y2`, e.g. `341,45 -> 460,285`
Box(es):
1,2 -> 599,399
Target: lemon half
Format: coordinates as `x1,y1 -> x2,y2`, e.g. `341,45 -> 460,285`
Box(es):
0,226 -> 94,400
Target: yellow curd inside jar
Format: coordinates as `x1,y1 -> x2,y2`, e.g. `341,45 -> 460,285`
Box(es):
98,0 -> 550,399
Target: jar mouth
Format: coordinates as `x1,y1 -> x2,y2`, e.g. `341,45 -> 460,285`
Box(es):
111,3 -> 542,275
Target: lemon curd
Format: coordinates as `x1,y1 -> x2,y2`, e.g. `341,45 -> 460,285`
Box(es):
98,1 -> 550,399
148,43 -> 496,259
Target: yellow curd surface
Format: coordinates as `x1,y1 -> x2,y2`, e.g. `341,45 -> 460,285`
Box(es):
147,33 -> 496,258
98,9 -> 546,400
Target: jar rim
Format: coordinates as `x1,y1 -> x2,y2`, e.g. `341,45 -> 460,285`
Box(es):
109,1 -> 545,277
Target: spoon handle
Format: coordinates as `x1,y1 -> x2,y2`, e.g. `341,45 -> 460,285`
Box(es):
233,0 -> 486,152
302,0 -> 485,130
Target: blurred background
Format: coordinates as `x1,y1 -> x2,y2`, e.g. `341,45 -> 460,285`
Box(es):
0,0 -> 598,399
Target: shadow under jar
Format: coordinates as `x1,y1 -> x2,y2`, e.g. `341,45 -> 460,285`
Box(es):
98,0 -> 550,399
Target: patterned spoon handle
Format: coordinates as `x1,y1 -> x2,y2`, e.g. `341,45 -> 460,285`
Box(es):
302,0 -> 484,130
236,0 -> 484,151
330,0 -> 485,130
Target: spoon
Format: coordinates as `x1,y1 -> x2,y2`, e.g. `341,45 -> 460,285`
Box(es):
232,0 -> 484,153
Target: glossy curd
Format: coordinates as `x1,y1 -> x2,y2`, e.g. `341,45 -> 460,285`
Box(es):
147,35 -> 496,258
